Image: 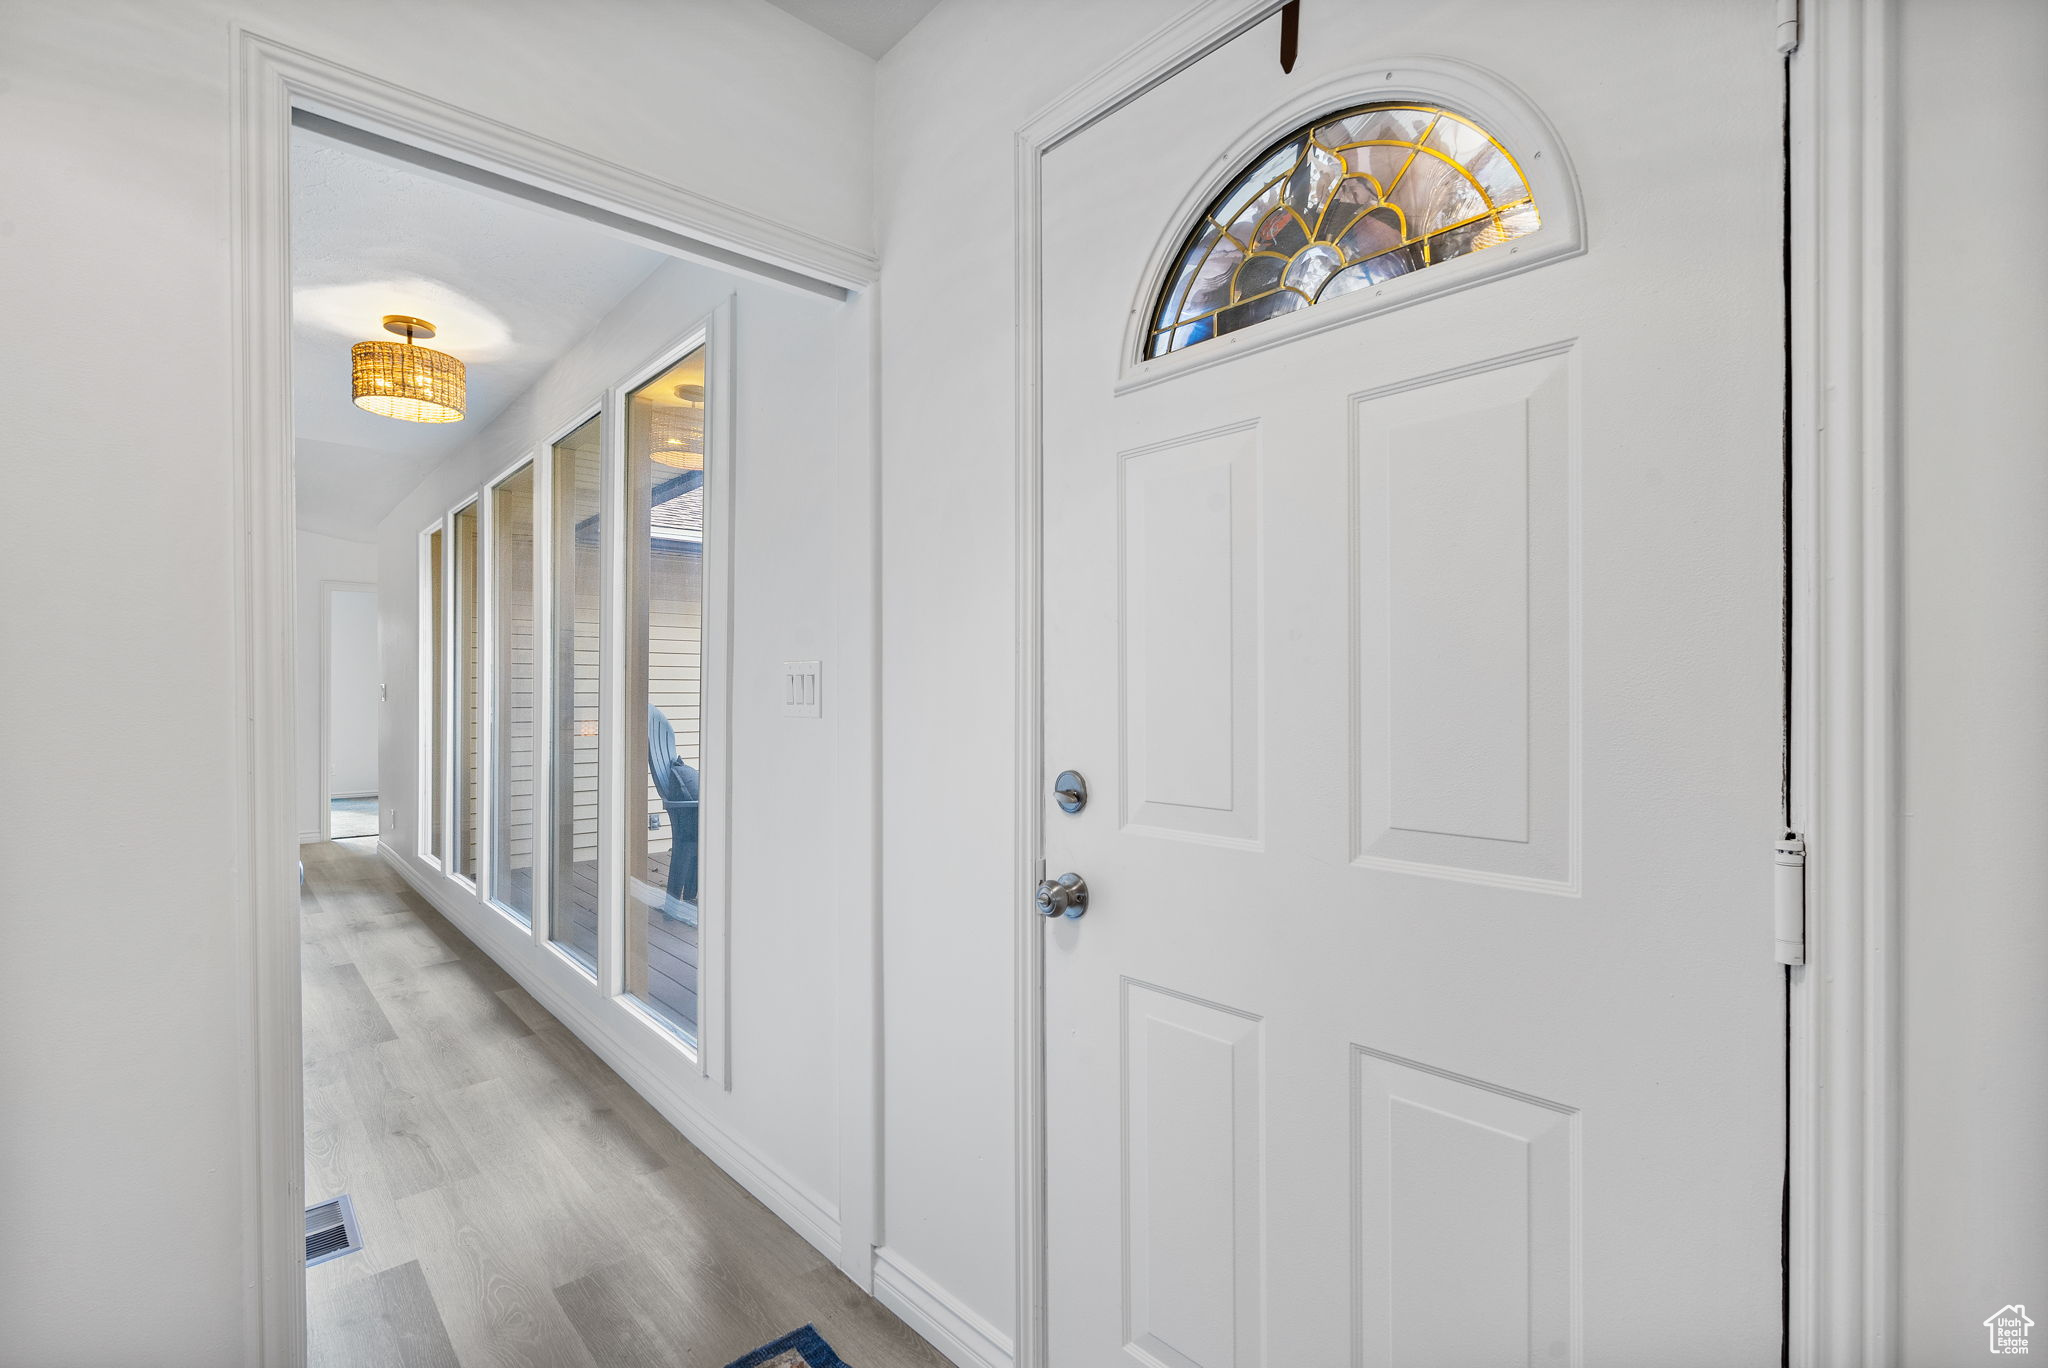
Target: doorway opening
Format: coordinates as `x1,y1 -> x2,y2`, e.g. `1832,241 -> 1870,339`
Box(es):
278,66 -> 897,1364
323,583 -> 379,840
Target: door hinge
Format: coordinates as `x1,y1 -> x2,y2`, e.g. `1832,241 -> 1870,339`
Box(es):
1774,834 -> 1806,965
1775,0 -> 1800,55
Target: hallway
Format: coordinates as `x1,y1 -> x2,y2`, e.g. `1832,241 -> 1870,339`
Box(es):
300,838 -> 947,1367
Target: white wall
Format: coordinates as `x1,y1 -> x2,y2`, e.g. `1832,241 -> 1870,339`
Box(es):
326,588 -> 378,799
294,532 -> 378,839
374,252 -> 861,1275
871,0 -> 1191,1348
0,2 -> 871,1361
1897,1 -> 2048,1361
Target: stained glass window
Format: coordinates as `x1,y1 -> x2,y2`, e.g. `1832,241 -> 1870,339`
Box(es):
1147,103 -> 1539,358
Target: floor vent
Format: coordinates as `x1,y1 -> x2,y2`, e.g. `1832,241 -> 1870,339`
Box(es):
304,1195 -> 362,1267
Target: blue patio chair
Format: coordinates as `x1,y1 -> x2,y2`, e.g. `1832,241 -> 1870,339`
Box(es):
647,705 -> 700,915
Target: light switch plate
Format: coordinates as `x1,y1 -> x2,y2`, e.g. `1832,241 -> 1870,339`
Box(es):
783,660 -> 822,718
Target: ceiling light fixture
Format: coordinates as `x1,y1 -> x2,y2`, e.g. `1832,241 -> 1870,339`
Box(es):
352,315 -> 466,423
648,382 -> 705,470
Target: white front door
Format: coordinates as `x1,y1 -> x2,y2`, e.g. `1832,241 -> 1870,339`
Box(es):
1041,5 -> 1786,1365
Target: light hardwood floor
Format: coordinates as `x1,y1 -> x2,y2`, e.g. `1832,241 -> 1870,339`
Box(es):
301,837 -> 951,1368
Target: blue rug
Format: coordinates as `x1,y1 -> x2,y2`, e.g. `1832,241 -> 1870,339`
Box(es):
723,1324 -> 847,1368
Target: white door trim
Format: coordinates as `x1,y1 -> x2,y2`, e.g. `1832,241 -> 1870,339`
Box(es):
231,29 -> 881,1363
1785,0 -> 1902,1364
316,579 -> 378,842
1009,3 -> 1902,1366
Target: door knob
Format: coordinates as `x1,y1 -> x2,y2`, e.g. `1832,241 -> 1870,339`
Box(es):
1035,872 -> 1089,919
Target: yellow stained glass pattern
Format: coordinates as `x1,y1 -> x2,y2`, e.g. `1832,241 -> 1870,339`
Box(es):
1147,103 -> 1540,358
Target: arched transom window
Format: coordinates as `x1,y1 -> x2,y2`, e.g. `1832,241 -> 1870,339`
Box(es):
1146,103 -> 1540,359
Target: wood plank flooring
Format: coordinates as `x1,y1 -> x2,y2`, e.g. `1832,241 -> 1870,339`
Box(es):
301,837 -> 949,1368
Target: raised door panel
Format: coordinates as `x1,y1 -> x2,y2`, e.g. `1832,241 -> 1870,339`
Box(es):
1121,424 -> 1263,847
1124,982 -> 1264,1368
1352,346 -> 1575,891
1353,1046 -> 1578,1368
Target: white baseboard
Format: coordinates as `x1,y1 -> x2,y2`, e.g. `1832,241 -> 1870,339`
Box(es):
376,843 -> 844,1264
298,829 -> 323,845
330,789 -> 377,800
872,1247 -> 1016,1368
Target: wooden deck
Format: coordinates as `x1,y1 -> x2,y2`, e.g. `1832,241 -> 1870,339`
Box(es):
500,856 -> 697,1036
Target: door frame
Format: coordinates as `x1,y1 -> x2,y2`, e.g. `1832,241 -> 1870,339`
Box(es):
1009,3 -> 1901,1366
228,30 -> 881,1364
316,579 -> 379,842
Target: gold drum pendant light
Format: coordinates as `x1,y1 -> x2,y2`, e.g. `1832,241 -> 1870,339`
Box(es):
352,315 -> 466,423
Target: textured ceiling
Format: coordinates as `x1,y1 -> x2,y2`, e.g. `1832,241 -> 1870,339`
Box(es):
291,126 -> 667,541
759,0 -> 942,57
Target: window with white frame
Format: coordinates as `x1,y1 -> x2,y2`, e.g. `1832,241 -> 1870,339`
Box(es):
417,316 -> 724,1061
449,500 -> 482,884
489,462 -> 538,927
1146,102 -> 1540,359
623,344 -> 708,1043
547,412 -> 603,976
420,522 -> 445,867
